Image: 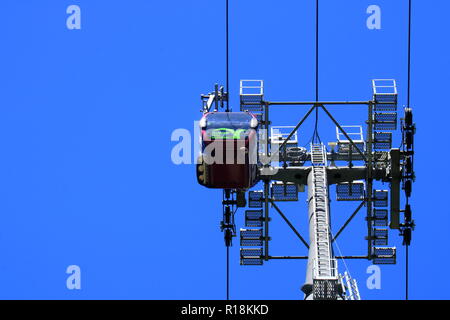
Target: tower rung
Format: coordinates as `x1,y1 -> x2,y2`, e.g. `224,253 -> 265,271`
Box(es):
310,143 -> 327,166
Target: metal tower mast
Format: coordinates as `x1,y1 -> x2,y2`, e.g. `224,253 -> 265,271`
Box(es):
303,158 -> 338,300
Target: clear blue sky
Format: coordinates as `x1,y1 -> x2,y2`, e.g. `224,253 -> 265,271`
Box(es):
0,0 -> 448,299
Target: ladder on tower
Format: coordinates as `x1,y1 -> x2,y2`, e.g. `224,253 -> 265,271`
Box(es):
310,143 -> 327,166
310,165 -> 338,299
312,167 -> 334,278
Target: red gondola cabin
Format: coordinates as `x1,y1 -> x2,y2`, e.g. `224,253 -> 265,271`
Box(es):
197,112 -> 259,189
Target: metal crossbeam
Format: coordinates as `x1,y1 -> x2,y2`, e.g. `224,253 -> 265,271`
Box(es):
267,256 -> 369,260
265,101 -> 384,106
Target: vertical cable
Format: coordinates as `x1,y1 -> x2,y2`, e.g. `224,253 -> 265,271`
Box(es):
407,0 -> 412,108
225,0 -> 230,299
406,244 -> 409,300
405,0 -> 412,300
226,246 -> 230,300
225,0 -> 230,112
310,0 -> 321,143
315,0 -> 319,102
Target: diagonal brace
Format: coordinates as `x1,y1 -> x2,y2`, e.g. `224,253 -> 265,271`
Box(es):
332,201 -> 365,243
268,105 -> 316,163
321,105 -> 367,162
270,200 -> 309,249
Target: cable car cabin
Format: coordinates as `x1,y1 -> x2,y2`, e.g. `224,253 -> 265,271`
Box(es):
197,112 -> 259,189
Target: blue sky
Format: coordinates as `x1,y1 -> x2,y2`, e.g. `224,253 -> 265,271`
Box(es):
0,0 -> 448,299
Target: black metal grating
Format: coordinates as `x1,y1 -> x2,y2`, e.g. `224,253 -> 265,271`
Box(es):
374,132 -> 391,140
240,104 -> 263,112
241,229 -> 262,238
240,93 -> 264,114
374,94 -> 397,104
374,92 -> 397,100
374,141 -> 392,149
374,112 -> 397,130
240,248 -> 263,257
240,102 -> 263,108
245,210 -> 263,227
373,228 -> 388,246
373,209 -> 388,226
240,258 -> 263,266
372,247 -> 396,265
240,238 -> 263,247
271,183 -> 298,201
240,95 -> 263,104
373,132 -> 392,150
374,122 -> 397,131
248,191 -> 263,208
375,112 -> 397,121
374,102 -> 397,112
336,182 -> 365,201
373,190 -> 388,207
240,228 -> 263,247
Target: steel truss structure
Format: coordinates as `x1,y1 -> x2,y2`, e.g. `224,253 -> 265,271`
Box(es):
197,0 -> 416,301
199,78 -> 416,300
